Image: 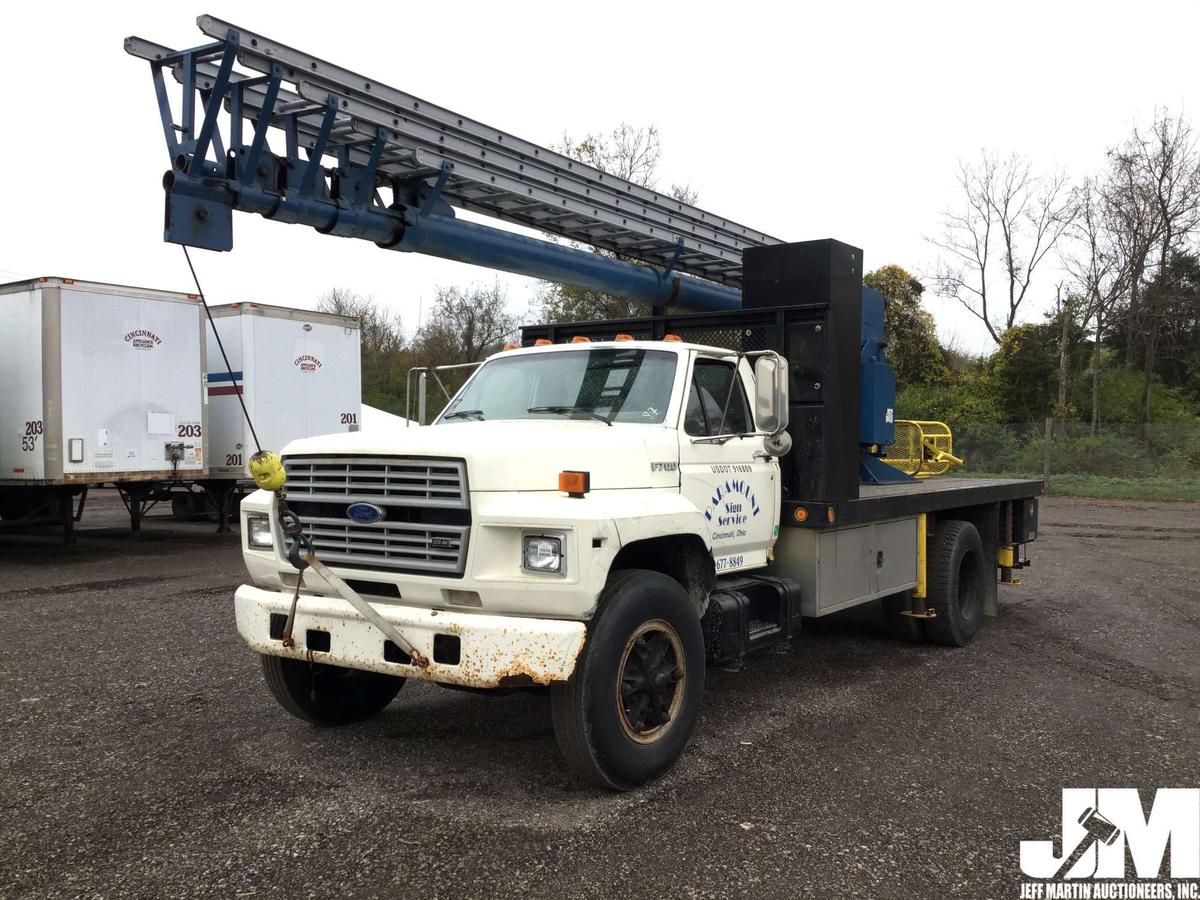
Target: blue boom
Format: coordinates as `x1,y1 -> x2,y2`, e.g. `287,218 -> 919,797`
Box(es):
126,23 -> 756,313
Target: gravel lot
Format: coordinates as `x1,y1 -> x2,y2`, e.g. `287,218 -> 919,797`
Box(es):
1,491 -> 1197,898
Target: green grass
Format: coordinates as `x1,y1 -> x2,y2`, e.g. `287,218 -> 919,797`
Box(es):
950,471 -> 1200,502
1041,474 -> 1200,502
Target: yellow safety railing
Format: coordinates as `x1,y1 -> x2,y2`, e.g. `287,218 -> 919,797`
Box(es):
883,420 -> 965,478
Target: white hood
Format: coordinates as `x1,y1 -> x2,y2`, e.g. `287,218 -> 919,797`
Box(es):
282,420 -> 680,491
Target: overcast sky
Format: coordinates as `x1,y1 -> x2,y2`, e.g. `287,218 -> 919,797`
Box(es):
2,1 -> 1196,353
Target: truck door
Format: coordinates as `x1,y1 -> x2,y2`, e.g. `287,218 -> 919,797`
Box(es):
678,354 -> 779,573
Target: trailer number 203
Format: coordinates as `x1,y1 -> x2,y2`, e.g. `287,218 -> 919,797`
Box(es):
21,420 -> 43,452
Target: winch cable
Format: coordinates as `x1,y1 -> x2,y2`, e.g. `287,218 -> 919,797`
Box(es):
183,247 -> 307,644
181,248 -> 428,667
183,247 -> 261,455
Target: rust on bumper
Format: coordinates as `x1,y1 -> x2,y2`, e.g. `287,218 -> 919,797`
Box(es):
234,584 -> 586,688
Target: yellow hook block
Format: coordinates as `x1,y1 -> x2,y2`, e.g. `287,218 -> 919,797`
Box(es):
249,450 -> 287,493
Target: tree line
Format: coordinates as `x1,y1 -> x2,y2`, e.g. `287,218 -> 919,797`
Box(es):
316,282 -> 518,420
537,114 -> 1200,432
901,109 -> 1200,432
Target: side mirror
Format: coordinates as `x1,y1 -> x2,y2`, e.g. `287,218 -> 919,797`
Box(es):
753,355 -> 789,436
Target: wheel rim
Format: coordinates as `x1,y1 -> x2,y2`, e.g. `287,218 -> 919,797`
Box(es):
616,619 -> 686,744
957,548 -> 981,620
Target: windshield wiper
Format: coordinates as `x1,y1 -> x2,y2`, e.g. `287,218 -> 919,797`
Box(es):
442,409 -> 485,421
527,405 -> 613,426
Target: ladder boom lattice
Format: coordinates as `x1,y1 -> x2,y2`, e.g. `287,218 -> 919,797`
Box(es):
192,16 -> 777,285
126,16 -> 776,308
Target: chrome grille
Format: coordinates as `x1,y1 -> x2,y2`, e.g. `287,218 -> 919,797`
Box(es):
284,456 -> 470,576
285,457 -> 467,508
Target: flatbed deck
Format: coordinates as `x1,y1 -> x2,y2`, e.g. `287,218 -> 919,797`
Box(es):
784,476 -> 1044,528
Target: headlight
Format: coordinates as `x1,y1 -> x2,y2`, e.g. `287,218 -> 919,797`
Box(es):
246,514 -> 274,549
523,533 -> 565,575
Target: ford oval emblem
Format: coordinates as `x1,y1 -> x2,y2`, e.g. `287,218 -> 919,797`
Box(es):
346,502 -> 385,524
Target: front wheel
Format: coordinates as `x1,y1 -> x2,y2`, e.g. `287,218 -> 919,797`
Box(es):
260,655 -> 404,726
551,569 -> 705,791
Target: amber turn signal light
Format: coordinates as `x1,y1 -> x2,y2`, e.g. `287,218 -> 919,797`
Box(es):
559,470 -> 590,497
793,507 -> 808,523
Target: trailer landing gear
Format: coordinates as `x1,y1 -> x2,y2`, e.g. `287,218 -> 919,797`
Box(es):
199,481 -> 239,534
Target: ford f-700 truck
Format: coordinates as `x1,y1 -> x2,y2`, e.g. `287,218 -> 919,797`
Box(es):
128,19 -> 1042,789
235,296 -> 1040,790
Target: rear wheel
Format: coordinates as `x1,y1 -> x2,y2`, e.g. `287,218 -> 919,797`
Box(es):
551,569 -> 704,791
923,519 -> 986,647
260,655 -> 404,725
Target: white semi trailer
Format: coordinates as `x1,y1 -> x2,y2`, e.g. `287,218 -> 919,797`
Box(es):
175,303 -> 362,524
0,277 -> 207,539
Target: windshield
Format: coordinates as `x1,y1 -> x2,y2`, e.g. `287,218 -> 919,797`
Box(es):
439,348 -> 678,424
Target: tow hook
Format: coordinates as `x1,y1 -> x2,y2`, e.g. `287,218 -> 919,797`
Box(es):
301,552 -> 430,668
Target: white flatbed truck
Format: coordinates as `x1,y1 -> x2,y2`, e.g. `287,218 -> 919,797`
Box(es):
235,322 -> 1039,789
128,18 -> 1042,788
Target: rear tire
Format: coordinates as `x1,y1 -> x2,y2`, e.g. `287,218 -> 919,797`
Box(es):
551,569 -> 704,791
923,519 -> 986,647
260,654 -> 404,725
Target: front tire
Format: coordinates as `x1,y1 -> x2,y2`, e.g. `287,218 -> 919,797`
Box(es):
923,519 -> 986,647
551,569 -> 704,791
260,655 -> 404,726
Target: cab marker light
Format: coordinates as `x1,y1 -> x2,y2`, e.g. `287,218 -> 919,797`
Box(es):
559,470 -> 590,498
663,334 -> 683,342
571,335 -> 591,343
534,338 -> 553,346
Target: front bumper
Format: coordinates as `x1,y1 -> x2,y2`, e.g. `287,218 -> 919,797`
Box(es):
235,585 -> 587,689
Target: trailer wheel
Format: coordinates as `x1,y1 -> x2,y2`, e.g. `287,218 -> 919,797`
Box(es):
170,494 -> 201,521
260,654 -> 404,726
924,519 -> 985,647
551,569 -> 704,791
